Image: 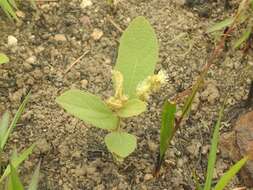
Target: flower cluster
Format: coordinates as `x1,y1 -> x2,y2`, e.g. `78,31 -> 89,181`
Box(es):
106,70 -> 128,110
136,70 -> 168,101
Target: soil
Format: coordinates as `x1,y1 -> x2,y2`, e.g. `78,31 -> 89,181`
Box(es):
0,0 -> 252,189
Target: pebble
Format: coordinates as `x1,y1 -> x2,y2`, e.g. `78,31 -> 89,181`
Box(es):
201,82 -> 220,104
54,34 -> 67,42
186,139 -> 201,157
36,138 -> 51,153
80,0 -> 92,9
7,35 -> 18,47
91,29 -> 103,41
144,173 -> 153,181
26,56 -> 37,64
81,79 -> 88,88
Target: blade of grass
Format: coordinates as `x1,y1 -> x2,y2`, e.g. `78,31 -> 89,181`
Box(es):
1,91 -> 30,150
8,163 -> 24,190
0,143 -> 35,182
28,162 -> 40,190
203,102 -> 226,190
214,157 -> 248,190
207,18 -> 234,33
0,112 -> 9,150
233,27 -> 252,49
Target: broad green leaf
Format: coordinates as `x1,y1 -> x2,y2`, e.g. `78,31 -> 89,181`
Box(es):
0,112 -> 9,150
233,27 -> 252,49
8,163 -> 24,190
207,18 -> 234,33
117,99 -> 147,118
56,89 -> 118,130
0,144 -> 35,182
105,132 -> 137,158
115,16 -> 158,98
0,53 -> 9,65
214,157 -> 248,190
28,162 -> 40,190
159,101 -> 176,159
203,104 -> 225,190
1,92 -> 30,150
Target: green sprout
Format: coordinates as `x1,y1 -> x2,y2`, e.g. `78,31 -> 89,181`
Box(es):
56,16 -> 165,160
200,103 -> 248,190
0,92 -> 39,189
207,0 -> 253,49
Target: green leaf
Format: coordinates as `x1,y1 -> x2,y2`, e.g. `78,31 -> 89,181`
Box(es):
159,101 -> 176,159
214,157 -> 248,190
233,27 -> 252,49
105,132 -> 137,158
117,99 -> 147,118
8,163 -> 24,190
0,53 -> 9,65
1,92 -> 30,150
115,16 -> 159,98
203,104 -> 225,190
28,162 -> 40,190
56,89 -> 119,130
0,0 -> 18,20
207,18 -> 234,33
0,144 -> 35,182
0,112 -> 9,150
181,77 -> 203,119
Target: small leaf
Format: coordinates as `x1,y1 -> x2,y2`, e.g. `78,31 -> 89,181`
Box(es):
105,132 -> 137,158
203,104 -> 225,190
8,163 -> 24,190
214,157 -> 248,190
1,92 -> 30,150
56,89 -> 119,130
28,162 -> 41,190
207,18 -> 234,33
233,27 -> 252,49
0,144 -> 35,182
0,53 -> 9,65
159,101 -> 176,160
115,16 -> 159,98
117,99 -> 147,118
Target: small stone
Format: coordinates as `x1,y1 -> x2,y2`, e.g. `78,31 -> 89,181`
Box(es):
174,0 -> 186,6
186,139 -> 201,157
80,0 -> 92,9
220,111 -> 253,187
81,79 -> 88,88
148,141 -> 157,152
8,35 -> 18,47
91,29 -> 103,41
36,138 -> 51,153
144,173 -> 153,181
201,82 -> 220,104
54,34 -> 67,42
26,56 -> 37,64
80,16 -> 91,26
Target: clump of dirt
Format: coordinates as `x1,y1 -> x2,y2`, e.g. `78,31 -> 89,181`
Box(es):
0,0 -> 252,189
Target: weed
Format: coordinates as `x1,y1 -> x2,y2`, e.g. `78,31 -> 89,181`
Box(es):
56,16 -> 164,160
0,92 -> 40,189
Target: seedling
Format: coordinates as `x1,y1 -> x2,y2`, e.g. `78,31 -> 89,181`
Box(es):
0,92 -> 39,188
0,53 -> 9,65
56,17 -> 166,160
199,103 -> 249,190
208,0 -> 253,50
